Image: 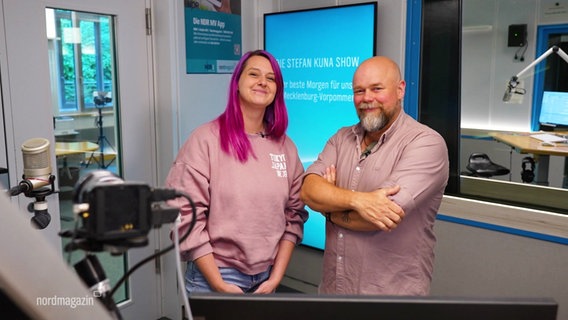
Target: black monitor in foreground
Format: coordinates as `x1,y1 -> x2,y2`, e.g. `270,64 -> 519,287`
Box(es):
188,293 -> 557,320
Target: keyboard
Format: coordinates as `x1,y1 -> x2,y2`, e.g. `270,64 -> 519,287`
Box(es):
530,133 -> 568,143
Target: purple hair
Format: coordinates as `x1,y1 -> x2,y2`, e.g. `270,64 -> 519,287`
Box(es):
216,50 -> 288,162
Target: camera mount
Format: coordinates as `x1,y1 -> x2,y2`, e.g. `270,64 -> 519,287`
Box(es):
87,91 -> 116,169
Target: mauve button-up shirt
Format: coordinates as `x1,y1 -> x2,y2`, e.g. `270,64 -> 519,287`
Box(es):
305,111 -> 449,295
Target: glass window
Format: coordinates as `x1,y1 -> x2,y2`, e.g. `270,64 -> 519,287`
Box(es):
46,7 -> 125,304
49,9 -> 114,114
458,1 -> 568,214
413,0 -> 568,215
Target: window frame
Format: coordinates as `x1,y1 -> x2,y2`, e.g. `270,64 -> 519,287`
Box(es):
51,9 -> 114,115
407,0 -> 568,220
531,24 -> 568,131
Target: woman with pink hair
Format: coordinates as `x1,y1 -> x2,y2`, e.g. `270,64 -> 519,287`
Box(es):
166,50 -> 308,294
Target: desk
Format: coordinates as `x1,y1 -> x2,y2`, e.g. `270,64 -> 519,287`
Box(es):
490,132 -> 568,187
55,141 -> 99,157
55,141 -> 99,181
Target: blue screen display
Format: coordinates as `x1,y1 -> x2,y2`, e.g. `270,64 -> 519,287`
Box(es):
265,3 -> 376,250
539,91 -> 568,127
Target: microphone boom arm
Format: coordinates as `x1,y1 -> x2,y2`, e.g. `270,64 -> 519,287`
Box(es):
504,45 -> 568,101
513,45 -> 568,80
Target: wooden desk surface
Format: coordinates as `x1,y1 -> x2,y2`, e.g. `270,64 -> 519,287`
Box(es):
490,132 -> 568,157
55,141 -> 99,156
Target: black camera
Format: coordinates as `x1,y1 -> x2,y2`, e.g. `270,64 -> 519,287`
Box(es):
61,170 -> 179,253
93,91 -> 112,107
58,170 -> 195,320
74,170 -> 153,241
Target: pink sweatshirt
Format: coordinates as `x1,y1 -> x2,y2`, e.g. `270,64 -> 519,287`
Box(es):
166,121 -> 308,275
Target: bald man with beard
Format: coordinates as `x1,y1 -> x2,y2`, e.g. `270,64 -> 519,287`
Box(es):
300,56 -> 449,295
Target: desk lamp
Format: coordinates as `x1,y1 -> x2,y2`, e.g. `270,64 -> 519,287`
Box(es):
503,45 -> 568,102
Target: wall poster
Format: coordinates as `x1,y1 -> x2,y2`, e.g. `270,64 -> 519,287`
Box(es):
184,0 -> 242,74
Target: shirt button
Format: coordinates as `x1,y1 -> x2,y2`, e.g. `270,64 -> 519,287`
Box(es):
355,166 -> 360,171
338,233 -> 343,239
338,256 -> 342,261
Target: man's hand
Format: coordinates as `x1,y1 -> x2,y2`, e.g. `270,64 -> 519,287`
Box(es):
321,165 -> 404,231
352,186 -> 404,231
323,164 -> 336,184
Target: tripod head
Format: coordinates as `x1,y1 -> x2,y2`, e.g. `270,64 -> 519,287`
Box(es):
89,91 -> 116,169
93,91 -> 112,107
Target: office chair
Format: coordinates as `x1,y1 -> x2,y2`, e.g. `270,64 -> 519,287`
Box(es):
465,153 -> 510,178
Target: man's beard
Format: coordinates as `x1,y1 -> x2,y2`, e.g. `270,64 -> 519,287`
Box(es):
358,103 -> 388,132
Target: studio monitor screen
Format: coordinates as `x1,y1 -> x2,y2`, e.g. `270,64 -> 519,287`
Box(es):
264,3 -> 377,250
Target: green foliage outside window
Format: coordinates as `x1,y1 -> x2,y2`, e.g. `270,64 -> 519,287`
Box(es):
56,11 -> 113,111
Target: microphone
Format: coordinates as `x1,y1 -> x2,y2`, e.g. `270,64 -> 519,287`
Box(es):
19,138 -> 52,195
502,76 -> 518,102
7,138 -> 55,229
502,85 -> 512,102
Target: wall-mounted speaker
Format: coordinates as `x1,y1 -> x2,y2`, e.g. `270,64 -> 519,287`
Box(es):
508,24 -> 527,47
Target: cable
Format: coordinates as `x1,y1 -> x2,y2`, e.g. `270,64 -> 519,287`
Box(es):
108,190 -> 197,298
514,41 -> 528,61
66,218 -> 81,265
519,39 -> 528,62
174,218 -> 193,320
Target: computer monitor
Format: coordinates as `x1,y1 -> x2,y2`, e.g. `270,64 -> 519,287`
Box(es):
188,293 -> 558,320
539,90 -> 568,130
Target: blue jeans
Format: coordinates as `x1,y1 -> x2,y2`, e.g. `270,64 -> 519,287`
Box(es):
185,261 -> 271,294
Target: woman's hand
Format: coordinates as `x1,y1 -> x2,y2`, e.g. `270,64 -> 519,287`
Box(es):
250,278 -> 278,294
215,282 -> 246,293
